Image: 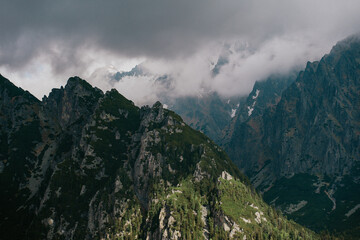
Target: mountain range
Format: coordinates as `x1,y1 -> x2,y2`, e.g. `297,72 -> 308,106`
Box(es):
0,74 -> 320,239
1,34 -> 359,239
111,35 -> 360,238
222,36 -> 360,238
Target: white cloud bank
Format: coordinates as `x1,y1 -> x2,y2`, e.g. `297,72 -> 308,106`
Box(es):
0,0 -> 359,105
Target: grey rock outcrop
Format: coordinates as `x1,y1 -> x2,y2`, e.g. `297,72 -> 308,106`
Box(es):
225,35 -> 360,236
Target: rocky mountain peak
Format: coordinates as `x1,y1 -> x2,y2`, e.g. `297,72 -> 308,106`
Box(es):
225,36 -> 360,237
43,76 -> 104,129
0,75 -> 320,239
152,100 -> 163,108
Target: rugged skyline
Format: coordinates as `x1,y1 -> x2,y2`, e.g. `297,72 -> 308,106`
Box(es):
1,0 -> 360,105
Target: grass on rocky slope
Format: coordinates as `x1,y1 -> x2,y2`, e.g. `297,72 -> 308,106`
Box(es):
218,177 -> 320,240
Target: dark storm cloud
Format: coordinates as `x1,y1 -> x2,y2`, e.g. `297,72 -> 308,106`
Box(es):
1,0 -> 251,62
3,0 -> 358,66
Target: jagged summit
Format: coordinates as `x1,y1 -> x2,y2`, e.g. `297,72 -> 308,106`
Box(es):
224,35 -> 360,237
152,100 -> 163,108
65,76 -> 102,93
44,76 -> 104,100
0,75 -> 319,239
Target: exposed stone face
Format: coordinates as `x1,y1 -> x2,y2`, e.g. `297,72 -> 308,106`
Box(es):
42,77 -> 103,129
168,73 -> 295,146
168,92 -> 245,143
221,171 -> 233,181
221,73 -> 297,145
0,75 -> 251,239
224,36 -> 360,235
0,74 -> 320,240
228,36 -> 360,180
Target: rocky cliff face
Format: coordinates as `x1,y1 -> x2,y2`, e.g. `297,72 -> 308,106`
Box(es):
221,73 -> 296,145
168,92 -> 245,143
225,36 -> 360,237
100,61 -> 295,145
167,73 -> 296,145
0,75 -> 318,239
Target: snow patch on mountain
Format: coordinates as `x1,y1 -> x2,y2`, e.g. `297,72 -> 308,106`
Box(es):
247,89 -> 260,116
252,89 -> 260,99
231,109 -> 237,118
247,106 -> 254,116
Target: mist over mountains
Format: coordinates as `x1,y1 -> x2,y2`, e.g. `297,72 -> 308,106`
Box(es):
223,35 -> 360,237
2,1 -> 360,104
0,34 -> 359,239
1,1 -> 360,239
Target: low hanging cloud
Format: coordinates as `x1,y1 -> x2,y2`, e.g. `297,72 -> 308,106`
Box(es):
88,35 -> 331,106
0,0 -> 360,104
211,35 -> 327,97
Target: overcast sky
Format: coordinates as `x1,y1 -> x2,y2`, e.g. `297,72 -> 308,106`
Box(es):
1,0 -> 360,105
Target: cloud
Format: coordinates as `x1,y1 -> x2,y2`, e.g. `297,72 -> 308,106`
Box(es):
0,0 -> 360,103
211,35 -> 329,97
89,35 -> 330,106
